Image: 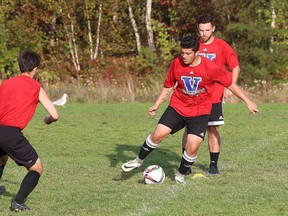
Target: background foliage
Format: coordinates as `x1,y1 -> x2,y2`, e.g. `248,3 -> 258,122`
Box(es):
0,0 -> 287,88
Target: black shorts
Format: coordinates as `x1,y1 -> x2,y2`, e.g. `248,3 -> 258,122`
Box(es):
0,126 -> 39,168
158,106 -> 209,140
208,102 -> 224,126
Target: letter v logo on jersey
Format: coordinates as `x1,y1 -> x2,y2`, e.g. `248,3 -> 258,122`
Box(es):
181,76 -> 202,93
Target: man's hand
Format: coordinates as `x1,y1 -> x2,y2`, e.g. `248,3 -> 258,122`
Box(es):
149,104 -> 159,116
224,88 -> 233,99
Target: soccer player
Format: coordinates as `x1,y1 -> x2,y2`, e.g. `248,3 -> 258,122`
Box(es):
121,36 -> 258,184
182,14 -> 241,175
0,50 -> 59,212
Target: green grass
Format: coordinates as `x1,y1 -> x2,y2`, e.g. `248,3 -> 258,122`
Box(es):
0,103 -> 287,216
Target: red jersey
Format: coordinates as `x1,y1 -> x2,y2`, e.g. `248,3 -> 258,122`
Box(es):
198,37 -> 239,103
0,75 -> 40,130
164,56 -> 232,117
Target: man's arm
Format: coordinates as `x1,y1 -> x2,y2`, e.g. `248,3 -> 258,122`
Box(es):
148,87 -> 174,116
224,65 -> 240,98
39,87 -> 59,124
227,83 -> 258,114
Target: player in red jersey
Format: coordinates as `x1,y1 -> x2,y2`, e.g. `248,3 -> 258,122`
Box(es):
0,50 -> 59,212
182,14 -> 241,175
121,36 -> 258,184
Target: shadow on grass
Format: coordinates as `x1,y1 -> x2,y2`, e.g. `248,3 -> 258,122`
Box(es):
1,179 -> 18,198
107,143 -> 207,182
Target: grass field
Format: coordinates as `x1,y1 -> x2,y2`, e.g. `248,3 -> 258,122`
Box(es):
0,102 -> 287,216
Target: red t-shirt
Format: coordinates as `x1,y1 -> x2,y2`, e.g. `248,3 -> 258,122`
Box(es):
198,37 -> 239,103
164,56 -> 232,117
0,75 -> 40,130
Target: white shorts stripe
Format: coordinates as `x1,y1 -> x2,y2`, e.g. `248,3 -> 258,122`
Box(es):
208,121 -> 224,126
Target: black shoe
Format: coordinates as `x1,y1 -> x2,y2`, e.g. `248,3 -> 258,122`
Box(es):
209,164 -> 220,174
11,201 -> 30,212
184,167 -> 192,176
0,185 -> 6,195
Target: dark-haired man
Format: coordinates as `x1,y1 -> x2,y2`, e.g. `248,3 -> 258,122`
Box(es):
0,50 -> 59,212
121,36 -> 258,184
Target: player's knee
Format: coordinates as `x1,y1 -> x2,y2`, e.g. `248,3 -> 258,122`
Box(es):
28,158 -> 43,175
150,133 -> 166,143
207,126 -> 219,134
185,148 -> 197,158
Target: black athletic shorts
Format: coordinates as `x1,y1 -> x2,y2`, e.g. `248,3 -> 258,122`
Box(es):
158,106 -> 209,140
0,126 -> 39,168
208,102 -> 224,126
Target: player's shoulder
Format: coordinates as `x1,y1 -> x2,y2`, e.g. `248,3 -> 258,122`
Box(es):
171,55 -> 184,66
214,37 -> 232,48
214,37 -> 229,46
173,55 -> 181,62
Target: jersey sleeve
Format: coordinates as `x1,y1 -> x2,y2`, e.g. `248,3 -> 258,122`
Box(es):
207,59 -> 232,88
221,40 -> 239,70
163,58 -> 178,88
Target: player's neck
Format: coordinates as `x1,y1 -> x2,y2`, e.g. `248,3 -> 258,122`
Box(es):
20,67 -> 37,79
21,72 -> 34,79
189,56 -> 201,67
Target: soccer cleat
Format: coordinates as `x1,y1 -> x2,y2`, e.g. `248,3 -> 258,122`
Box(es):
209,164 -> 220,174
0,185 -> 6,195
122,158 -> 142,172
11,201 -> 30,212
175,172 -> 186,184
184,167 -> 192,176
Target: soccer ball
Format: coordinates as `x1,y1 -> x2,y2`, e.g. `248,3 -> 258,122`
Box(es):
143,165 -> 165,184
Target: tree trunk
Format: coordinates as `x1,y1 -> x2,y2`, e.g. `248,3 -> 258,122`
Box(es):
86,4 -> 94,60
93,4 -> 102,60
146,0 -> 155,51
127,0 -> 141,54
65,14 -> 80,71
270,6 -> 276,53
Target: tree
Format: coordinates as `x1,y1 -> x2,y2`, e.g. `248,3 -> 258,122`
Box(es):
85,2 -> 102,61
146,0 -> 155,51
127,0 -> 141,54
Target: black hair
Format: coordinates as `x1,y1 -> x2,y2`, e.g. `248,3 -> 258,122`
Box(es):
180,36 -> 200,52
197,13 -> 215,26
18,49 -> 41,73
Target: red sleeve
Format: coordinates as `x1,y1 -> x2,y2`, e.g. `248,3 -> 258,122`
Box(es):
206,59 -> 232,88
163,58 -> 178,88
221,40 -> 239,70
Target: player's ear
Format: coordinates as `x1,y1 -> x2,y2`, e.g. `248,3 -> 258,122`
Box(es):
212,26 -> 215,32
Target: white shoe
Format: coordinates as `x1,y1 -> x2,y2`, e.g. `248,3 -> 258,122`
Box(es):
122,158 -> 142,172
175,172 -> 186,184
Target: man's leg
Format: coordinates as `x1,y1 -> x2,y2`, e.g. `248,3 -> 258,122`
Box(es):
11,158 -> 43,212
0,155 -> 8,195
181,129 -> 192,176
176,134 -> 202,183
122,124 -> 171,172
207,125 -> 220,174
176,114 -> 209,183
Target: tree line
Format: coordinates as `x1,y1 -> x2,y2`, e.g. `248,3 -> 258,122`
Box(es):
0,0 -> 287,85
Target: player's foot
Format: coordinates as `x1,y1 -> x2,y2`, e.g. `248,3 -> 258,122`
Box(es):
184,167 -> 192,176
209,164 -> 220,174
11,200 -> 30,212
175,172 -> 186,184
122,158 -> 142,172
0,185 -> 6,195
